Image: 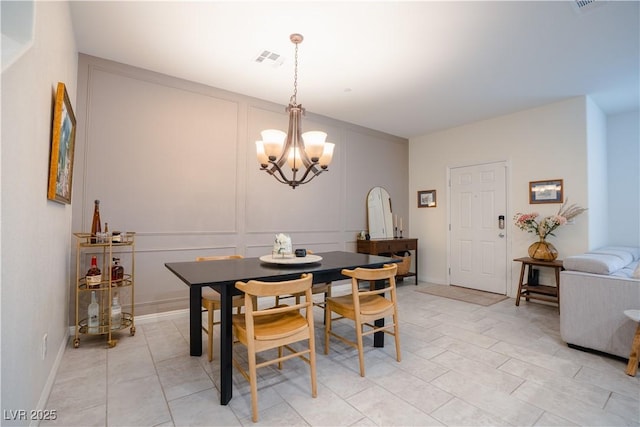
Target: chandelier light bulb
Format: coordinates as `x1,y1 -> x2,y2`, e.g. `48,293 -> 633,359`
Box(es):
256,141 -> 269,166
287,146 -> 302,171
302,131 -> 327,162
260,129 -> 286,160
319,143 -> 335,168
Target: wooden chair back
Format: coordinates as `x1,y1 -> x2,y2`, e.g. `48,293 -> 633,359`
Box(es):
233,273 -> 317,422
342,263 -> 398,318
325,263 -> 401,376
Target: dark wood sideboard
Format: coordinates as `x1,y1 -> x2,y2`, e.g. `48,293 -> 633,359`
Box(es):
356,238 -> 418,284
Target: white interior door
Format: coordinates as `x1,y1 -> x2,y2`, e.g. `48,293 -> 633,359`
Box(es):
450,162 -> 507,294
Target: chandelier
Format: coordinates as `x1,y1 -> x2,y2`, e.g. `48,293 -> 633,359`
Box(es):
256,33 -> 335,189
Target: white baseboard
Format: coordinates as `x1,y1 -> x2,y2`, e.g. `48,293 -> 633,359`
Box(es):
32,327 -> 69,427
134,308 -> 190,324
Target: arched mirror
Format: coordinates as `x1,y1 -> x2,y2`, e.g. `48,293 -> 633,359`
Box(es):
367,187 -> 394,239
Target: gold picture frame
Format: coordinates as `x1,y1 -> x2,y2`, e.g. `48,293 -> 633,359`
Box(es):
529,179 -> 563,204
418,190 -> 436,208
47,82 -> 76,204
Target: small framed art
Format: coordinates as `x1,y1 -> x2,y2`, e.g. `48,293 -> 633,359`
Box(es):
529,179 -> 563,204
418,190 -> 437,208
47,82 -> 77,204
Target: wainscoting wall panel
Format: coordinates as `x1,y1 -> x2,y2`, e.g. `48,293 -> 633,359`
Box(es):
71,54 -> 408,322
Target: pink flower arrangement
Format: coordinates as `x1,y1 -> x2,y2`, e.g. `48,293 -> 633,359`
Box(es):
513,200 -> 586,239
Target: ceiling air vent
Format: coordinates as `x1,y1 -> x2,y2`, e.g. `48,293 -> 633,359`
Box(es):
254,50 -> 284,67
575,0 -> 595,8
571,0 -> 606,14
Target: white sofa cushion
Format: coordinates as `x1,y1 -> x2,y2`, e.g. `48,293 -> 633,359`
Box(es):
596,246 -> 640,261
563,253 -> 628,275
612,261 -> 639,278
589,247 -> 635,265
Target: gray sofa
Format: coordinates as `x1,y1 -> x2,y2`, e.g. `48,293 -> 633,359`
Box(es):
560,246 -> 640,359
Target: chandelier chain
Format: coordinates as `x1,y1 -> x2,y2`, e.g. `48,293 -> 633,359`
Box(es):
291,42 -> 298,105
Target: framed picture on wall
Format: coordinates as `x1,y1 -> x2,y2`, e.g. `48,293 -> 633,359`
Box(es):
47,82 -> 77,204
418,190 -> 437,208
529,179 -> 563,204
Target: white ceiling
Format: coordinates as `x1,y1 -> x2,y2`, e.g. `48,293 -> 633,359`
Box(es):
69,1 -> 639,138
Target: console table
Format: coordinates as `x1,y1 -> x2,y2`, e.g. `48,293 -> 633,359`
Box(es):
357,238 -> 418,284
514,257 -> 564,310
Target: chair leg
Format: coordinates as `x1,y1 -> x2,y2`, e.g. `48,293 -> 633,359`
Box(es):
356,323 -> 365,377
308,333 -> 318,398
324,304 -> 331,355
248,350 -> 259,422
393,312 -> 402,362
320,284 -> 332,325
207,307 -> 214,362
322,290 -> 329,325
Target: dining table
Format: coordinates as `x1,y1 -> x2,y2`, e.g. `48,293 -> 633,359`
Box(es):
165,250 -> 399,405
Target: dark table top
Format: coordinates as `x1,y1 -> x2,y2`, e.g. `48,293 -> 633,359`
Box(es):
165,251 -> 398,288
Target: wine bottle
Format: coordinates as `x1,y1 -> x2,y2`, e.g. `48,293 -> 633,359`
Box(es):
90,200 -> 101,243
111,257 -> 124,286
88,291 -> 99,333
111,293 -> 122,330
86,256 -> 102,287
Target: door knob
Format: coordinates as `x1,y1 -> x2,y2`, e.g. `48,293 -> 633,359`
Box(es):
499,233 -> 505,238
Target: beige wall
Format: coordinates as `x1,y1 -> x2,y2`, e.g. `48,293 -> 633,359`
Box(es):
1,1 -> 78,420
409,98 -> 592,295
72,54 -> 409,317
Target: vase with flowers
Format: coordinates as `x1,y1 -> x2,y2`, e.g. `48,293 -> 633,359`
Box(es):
513,200 -> 587,261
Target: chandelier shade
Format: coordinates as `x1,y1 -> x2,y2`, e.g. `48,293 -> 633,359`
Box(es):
256,34 -> 334,189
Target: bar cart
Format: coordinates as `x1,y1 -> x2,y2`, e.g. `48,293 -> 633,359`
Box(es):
73,232 -> 136,348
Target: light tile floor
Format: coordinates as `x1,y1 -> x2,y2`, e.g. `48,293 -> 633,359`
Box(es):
43,282 -> 640,426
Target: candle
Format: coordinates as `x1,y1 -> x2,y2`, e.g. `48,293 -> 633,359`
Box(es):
394,214 -> 397,228
400,217 -> 403,231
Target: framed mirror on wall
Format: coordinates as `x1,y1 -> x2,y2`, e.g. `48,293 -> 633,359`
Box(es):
367,187 -> 393,239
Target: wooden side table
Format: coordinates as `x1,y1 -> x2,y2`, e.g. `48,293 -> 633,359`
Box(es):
356,238 -> 418,284
514,257 -> 564,310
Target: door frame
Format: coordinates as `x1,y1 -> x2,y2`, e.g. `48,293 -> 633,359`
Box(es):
446,160 -> 514,297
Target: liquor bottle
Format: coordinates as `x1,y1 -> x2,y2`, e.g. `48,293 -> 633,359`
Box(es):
88,291 -> 99,333
90,200 -> 101,243
111,293 -> 122,330
104,222 -> 111,242
86,256 -> 102,287
111,257 -> 124,286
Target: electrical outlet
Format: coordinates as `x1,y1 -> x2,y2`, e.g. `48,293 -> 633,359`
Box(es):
42,333 -> 47,360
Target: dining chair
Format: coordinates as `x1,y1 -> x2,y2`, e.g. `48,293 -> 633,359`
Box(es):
197,255 -> 245,362
276,282 -> 332,317
232,273 -> 317,423
324,263 -> 401,376
275,251 -> 332,319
